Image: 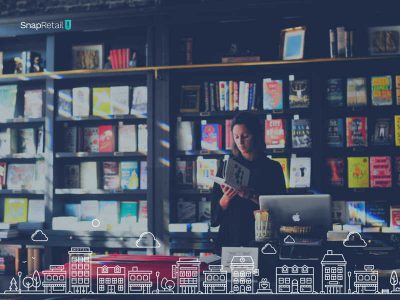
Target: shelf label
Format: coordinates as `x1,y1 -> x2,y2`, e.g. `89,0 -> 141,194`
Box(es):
289,74 -> 295,81
201,120 -> 207,125
267,114 -> 272,120
294,114 -> 299,120
200,112 -> 211,117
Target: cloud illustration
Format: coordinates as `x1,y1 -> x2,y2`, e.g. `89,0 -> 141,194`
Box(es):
343,232 -> 367,247
261,243 -> 277,255
31,230 -> 48,242
136,232 -> 161,248
284,235 -> 295,244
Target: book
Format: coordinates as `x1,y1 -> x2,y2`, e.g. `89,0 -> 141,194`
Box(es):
80,200 -> 99,221
138,200 -> 148,223
63,164 -> 80,188
120,202 -> 138,223
103,162 -> 120,190
395,157 -> 400,187
346,117 -> 367,147
4,198 -> 28,223
326,158 -> 345,186
99,201 -> 119,225
176,121 -> 194,151
28,199 -> 45,223
201,123 -> 222,150
271,157 -> 289,188
198,197 -> 211,222
396,75 -> 400,105
347,157 -> 369,188
263,79 -> 283,110
17,128 -> 36,154
210,157 -> 250,189
196,157 -> 218,190
395,115 -> 400,146
93,87 -> 112,116
289,79 -> 310,108
332,201 -> 346,224
291,119 -> 312,148
336,27 -> 346,57
82,127 -> 99,152
0,162 -> 6,188
36,126 -> 44,154
225,119 -> 233,150
118,124 -> 137,152
370,156 -> 392,188
111,86 -> 130,115
65,203 -> 81,218
64,126 -> 78,152
326,78 -> 344,107
80,162 -> 98,189
265,119 -> 285,149
98,125 -> 115,152
347,201 -> 366,225
72,87 -> 90,116
176,160 -> 196,189
289,157 -> 311,188
140,161 -> 147,190
6,164 -> 36,190
347,78 -> 367,107
391,205 -> 400,227
371,118 -> 393,146
177,198 -> 196,223
371,75 -> 393,106
120,161 -> 139,190
0,128 -> 17,155
137,124 -> 148,154
131,86 -> 147,115
24,90 -> 43,118
34,160 -> 46,190
366,202 -> 388,227
327,118 -> 344,147
0,85 -> 17,120
57,89 -> 73,117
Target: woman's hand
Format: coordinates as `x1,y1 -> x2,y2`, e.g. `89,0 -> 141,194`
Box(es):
219,184 -> 238,210
237,186 -> 259,205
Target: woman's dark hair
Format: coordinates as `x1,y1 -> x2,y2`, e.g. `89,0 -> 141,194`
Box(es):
230,112 -> 265,157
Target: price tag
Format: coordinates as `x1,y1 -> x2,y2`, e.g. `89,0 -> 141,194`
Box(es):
200,112 -> 211,117
267,114 -> 272,120
294,114 -> 299,120
289,75 -> 295,81
201,120 -> 207,125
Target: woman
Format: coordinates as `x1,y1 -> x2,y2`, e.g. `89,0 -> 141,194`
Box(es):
211,112 -> 286,251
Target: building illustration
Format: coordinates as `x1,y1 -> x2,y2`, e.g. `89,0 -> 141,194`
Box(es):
68,247 -> 92,294
276,265 -> 314,294
321,250 -> 347,293
202,265 -> 227,294
353,265 -> 379,294
172,257 -> 201,294
97,265 -> 126,294
42,265 -> 67,293
127,266 -> 153,293
230,256 -> 259,294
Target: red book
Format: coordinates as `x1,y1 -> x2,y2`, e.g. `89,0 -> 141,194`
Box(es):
122,48 -> 127,68
370,156 -> 392,188
233,81 -> 239,110
109,50 -> 116,69
0,162 -> 6,188
346,116 -> 367,147
225,119 -> 233,150
117,49 -> 122,69
126,48 -> 131,68
395,157 -> 400,187
326,158 -> 344,186
98,125 -> 115,152
265,118 -> 285,149
201,123 -> 222,150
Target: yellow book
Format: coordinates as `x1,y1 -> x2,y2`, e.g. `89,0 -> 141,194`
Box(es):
93,87 -> 111,116
229,81 -> 234,111
4,198 -> 28,223
272,157 -> 289,188
347,157 -> 369,188
395,115 -> 400,146
396,75 -> 400,105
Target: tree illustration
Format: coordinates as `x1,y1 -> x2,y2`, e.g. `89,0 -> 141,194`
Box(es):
9,277 -> 18,292
32,270 -> 42,291
22,276 -> 34,291
390,270 -> 399,291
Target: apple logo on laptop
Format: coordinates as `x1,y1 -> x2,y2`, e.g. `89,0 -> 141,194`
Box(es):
292,213 -> 301,222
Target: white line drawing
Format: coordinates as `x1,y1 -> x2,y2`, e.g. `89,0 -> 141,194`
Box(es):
5,271 -> 44,294
390,270 -> 400,293
97,265 -> 126,294
283,235 -> 295,244
42,265 -> 67,293
230,256 -> 259,294
256,278 -> 273,294
276,265 -> 314,294
68,247 -> 92,294
136,232 -> 161,248
91,218 -> 101,228
353,265 -> 379,294
347,271 -> 352,294
31,229 -> 48,242
261,243 -> 277,255
172,258 -> 201,294
202,265 -> 227,294
128,266 -> 153,293
343,232 -> 367,247
321,250 -> 347,294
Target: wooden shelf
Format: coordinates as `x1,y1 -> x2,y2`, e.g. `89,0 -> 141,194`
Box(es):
177,150 -> 231,157
56,114 -> 147,122
55,188 -> 147,195
0,117 -> 45,124
55,152 -> 147,158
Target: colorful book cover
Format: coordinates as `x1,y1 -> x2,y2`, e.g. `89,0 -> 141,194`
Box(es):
4,198 -> 28,223
201,123 -> 222,150
196,157 -> 218,190
120,161 -> 139,190
57,89 -> 72,118
326,78 -> 344,107
137,124 -> 148,154
396,75 -> 400,105
6,164 -> 35,189
395,157 -> 400,187
370,156 -> 392,188
131,86 -> 147,115
291,119 -> 311,148
265,119 -> 286,149
80,200 -> 99,221
366,201 -> 388,227
103,161 -> 120,190
225,119 -> 233,150
347,77 -> 367,107
176,160 -> 195,189
111,86 -> 130,115
98,125 -> 115,152
28,199 -> 45,223
326,158 -> 345,186
140,161 -> 147,190
289,79 -> 310,108
120,201 -> 138,223
391,205 -> 400,227
83,127 -> 99,152
372,118 -> 393,146
263,79 -> 283,110
118,124 -> 137,152
271,157 -> 289,188
371,75 -> 393,106
289,157 -> 311,188
177,198 -> 196,223
138,200 -> 148,222
346,117 -> 368,147
72,87 -> 90,117
395,115 -> 400,146
347,201 -> 366,225
0,162 -> 7,188
24,89 -> 43,118
347,157 -> 369,188
63,164 -> 80,188
93,87 -> 112,116
327,118 -> 344,147
65,203 -> 81,218
18,128 -> 36,154
0,85 -> 17,120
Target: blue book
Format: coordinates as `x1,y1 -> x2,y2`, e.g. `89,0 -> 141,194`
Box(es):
327,118 -> 344,147
326,78 -> 344,107
120,161 -> 139,190
65,203 -> 81,219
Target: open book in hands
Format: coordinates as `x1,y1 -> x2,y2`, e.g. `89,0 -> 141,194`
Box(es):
210,157 -> 250,189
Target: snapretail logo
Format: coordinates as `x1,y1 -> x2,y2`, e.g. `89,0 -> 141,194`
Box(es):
64,19 -> 72,30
